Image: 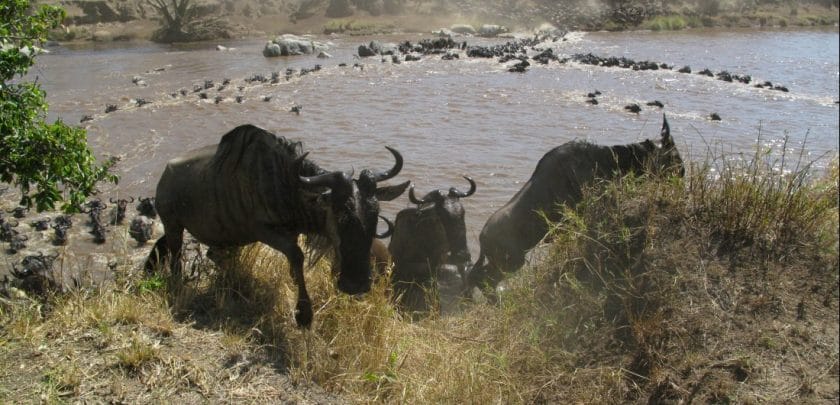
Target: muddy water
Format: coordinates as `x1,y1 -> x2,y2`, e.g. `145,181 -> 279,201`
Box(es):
20,28 -> 840,263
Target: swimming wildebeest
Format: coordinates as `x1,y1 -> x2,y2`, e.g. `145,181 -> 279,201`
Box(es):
468,115 -> 684,290
389,177 -> 475,315
144,124 -> 409,327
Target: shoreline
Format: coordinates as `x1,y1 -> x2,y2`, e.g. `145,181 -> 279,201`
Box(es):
44,4 -> 840,45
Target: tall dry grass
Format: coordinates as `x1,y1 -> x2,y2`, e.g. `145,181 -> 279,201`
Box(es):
2,139 -> 837,403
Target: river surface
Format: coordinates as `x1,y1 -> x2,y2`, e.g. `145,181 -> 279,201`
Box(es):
27,28 -> 840,258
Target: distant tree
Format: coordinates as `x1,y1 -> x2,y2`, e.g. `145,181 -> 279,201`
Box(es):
146,0 -> 230,43
146,0 -> 196,42
0,0 -> 117,211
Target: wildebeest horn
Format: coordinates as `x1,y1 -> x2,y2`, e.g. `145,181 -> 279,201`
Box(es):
376,215 -> 394,239
370,146 -> 403,182
660,113 -> 673,148
449,176 -> 477,198
297,152 -> 354,191
408,184 -> 424,205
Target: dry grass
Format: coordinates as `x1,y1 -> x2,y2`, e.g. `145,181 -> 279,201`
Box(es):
1,140 -> 838,403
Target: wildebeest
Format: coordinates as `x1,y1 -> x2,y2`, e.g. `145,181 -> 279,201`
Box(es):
144,124 -> 409,327
136,197 -> 157,218
468,115 -> 683,290
11,252 -> 60,296
129,215 -> 155,245
388,177 -> 476,315
110,197 -> 135,225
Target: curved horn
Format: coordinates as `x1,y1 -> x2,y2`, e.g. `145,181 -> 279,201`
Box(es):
128,196 -> 135,203
371,146 -> 403,182
660,113 -> 674,148
299,170 -> 349,190
408,184 -> 426,205
449,176 -> 477,198
376,215 -> 394,239
109,197 -> 117,203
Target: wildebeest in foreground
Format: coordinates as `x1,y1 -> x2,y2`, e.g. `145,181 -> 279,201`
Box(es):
389,177 -> 476,316
468,115 -> 684,290
144,124 -> 409,327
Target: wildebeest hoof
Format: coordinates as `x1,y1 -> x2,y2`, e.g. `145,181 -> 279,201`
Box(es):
295,300 -> 313,328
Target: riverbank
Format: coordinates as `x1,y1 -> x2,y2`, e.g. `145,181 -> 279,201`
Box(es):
2,145 -> 837,403
40,0 -> 839,44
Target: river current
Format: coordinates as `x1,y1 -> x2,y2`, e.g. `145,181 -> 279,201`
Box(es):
28,28 -> 840,257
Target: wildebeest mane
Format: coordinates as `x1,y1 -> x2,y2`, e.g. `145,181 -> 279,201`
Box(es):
209,124 -> 332,264
210,124 -> 324,177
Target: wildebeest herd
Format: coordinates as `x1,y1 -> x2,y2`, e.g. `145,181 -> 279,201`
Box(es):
5,32 -> 705,325
2,116 -> 683,326
135,115 -> 682,327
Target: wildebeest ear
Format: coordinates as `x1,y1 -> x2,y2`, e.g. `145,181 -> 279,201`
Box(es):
660,114 -> 674,148
376,180 -> 411,202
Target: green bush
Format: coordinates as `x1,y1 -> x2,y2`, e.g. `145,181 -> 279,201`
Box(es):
1,0 -> 116,211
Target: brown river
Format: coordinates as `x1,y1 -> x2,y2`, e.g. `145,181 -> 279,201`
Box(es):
11,27 -> 839,271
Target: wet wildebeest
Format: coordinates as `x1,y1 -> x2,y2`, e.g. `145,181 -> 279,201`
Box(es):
31,218 -> 51,231
136,197 -> 157,218
144,124 -> 409,327
0,220 -> 19,242
11,252 -> 60,296
52,215 -> 72,246
468,115 -> 684,290
110,197 -> 135,225
129,215 -> 154,245
8,234 -> 28,253
9,206 -> 28,219
83,199 -> 108,244
625,103 -> 642,114
389,177 -> 476,316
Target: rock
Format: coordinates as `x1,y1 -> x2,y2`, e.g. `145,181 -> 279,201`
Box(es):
432,28 -> 456,37
317,51 -> 332,59
263,34 -> 327,57
450,24 -> 476,35
478,24 -> 509,37
358,41 -> 397,57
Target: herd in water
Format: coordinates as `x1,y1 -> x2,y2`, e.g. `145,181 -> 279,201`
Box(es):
80,31 -> 792,125
2,30 -> 795,320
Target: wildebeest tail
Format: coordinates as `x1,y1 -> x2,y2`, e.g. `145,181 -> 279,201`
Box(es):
144,236 -> 169,274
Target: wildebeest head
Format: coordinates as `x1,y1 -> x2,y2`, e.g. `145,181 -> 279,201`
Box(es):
297,146 -> 408,295
643,114 -> 684,177
407,176 -> 476,268
136,197 -> 157,218
110,197 -> 134,224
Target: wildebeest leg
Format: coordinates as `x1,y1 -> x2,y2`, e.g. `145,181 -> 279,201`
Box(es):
145,236 -> 169,274
162,223 -> 184,276
260,231 -> 312,328
207,246 -> 237,269
144,227 -> 183,276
